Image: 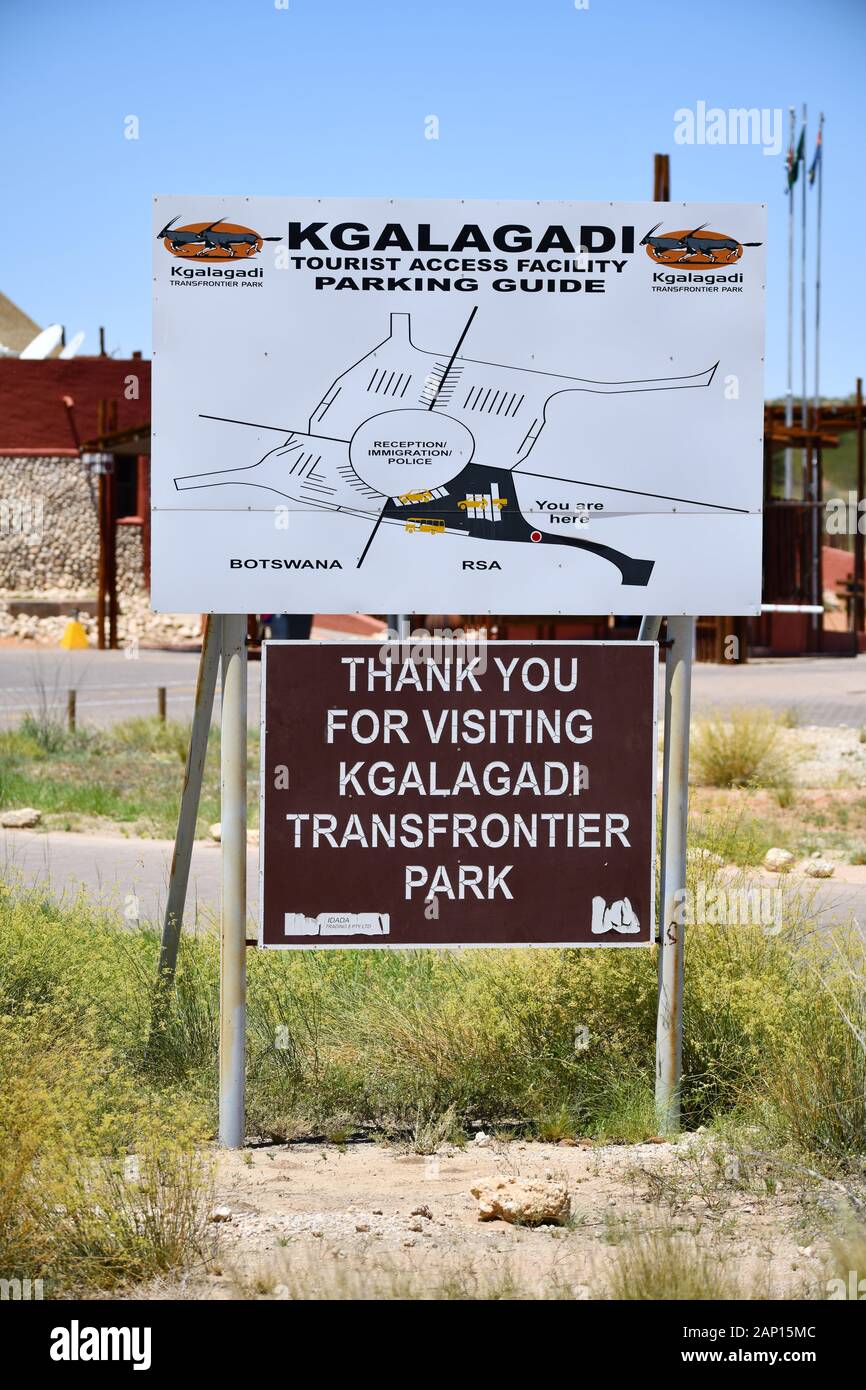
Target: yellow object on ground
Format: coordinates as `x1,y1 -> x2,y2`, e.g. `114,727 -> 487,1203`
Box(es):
60,620 -> 88,650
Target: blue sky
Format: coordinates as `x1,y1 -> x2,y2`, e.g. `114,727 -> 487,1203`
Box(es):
2,0 -> 863,396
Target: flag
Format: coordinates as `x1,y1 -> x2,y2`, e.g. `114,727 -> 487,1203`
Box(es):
809,121 -> 823,186
786,126 -> 805,191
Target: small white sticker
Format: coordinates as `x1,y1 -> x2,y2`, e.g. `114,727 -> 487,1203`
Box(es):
591,896 -> 641,935
284,912 -> 389,938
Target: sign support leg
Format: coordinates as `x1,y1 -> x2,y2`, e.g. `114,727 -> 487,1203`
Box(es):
639,616 -> 665,996
637,617 -> 662,642
147,616 -> 221,1062
654,615 -> 694,1133
155,614 -> 221,986
219,613 -> 248,1148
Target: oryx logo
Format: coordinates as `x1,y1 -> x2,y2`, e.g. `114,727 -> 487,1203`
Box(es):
158,216 -> 282,262
641,223 -> 762,267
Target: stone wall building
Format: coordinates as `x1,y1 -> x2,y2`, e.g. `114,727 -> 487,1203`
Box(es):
0,350 -> 177,644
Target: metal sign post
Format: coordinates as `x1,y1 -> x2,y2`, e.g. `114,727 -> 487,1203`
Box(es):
156,615 -> 222,986
148,612 -> 248,1145
219,614 -> 247,1148
654,615 -> 694,1131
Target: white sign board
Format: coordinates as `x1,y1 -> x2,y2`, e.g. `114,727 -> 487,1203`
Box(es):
152,196 -> 765,615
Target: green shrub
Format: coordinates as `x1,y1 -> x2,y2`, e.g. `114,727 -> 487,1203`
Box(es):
691,710 -> 792,789
608,1227 -> 755,1299
0,1006 -> 211,1293
0,873 -> 863,1165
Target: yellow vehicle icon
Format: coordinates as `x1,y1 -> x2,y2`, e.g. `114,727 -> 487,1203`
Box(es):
398,489 -> 434,504
405,516 -> 445,535
456,496 -> 508,511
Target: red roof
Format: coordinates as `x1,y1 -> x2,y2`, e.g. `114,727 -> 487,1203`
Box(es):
0,358 -> 151,454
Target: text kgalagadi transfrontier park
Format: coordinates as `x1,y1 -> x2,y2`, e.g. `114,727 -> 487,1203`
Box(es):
283,653 -> 633,904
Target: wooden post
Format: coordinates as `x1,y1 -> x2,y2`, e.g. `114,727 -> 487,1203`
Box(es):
855,378 -> 864,641
138,454 -> 152,593
653,152 -> 670,201
67,689 -> 76,732
106,401 -> 119,651
106,469 -> 118,650
815,436 -> 824,651
157,686 -> 167,722
96,400 -> 107,651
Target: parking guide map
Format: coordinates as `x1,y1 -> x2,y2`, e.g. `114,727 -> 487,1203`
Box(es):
152,196 -> 766,614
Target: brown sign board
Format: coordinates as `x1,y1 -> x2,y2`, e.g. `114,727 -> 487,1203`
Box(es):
259,641 -> 657,948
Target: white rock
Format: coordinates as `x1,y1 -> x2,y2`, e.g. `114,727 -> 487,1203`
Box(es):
0,807 -> 42,829
802,858 -> 834,879
764,847 -> 794,873
209,822 -> 221,842
471,1177 -> 571,1227
688,847 -> 725,865
474,1131 -> 492,1148
208,1205 -> 233,1223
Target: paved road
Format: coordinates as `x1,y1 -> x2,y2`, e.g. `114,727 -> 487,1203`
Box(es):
1,646 -> 866,730
2,642 -> 864,934
0,647 -> 264,731
686,654 -> 866,728
1,829 -> 259,936
3,828 -> 864,939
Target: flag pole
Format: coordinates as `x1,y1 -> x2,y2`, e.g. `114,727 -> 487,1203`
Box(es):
800,104 -> 808,458
784,106 -> 795,499
799,104 -> 817,633
812,114 -> 824,421
811,112 -> 824,637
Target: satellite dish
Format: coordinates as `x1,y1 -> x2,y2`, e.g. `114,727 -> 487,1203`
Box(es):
19,324 -> 63,359
59,331 -> 86,360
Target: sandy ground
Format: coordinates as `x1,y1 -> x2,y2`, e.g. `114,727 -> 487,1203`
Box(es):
147,1137 -> 835,1301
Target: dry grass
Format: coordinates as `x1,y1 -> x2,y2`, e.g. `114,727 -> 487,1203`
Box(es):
691,710 -> 792,790
606,1226 -> 770,1300
0,1006 -> 213,1294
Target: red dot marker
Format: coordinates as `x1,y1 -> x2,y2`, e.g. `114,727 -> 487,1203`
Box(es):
530,530 -> 542,543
